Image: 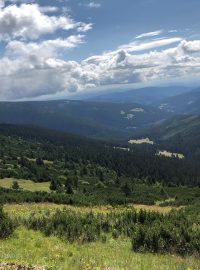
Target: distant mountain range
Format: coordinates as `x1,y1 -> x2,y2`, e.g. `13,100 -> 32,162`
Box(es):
0,100 -> 170,140
0,85 -> 199,144
84,86 -> 191,105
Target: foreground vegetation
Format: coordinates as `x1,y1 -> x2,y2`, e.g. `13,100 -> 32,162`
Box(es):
1,203 -> 200,257
1,227 -> 199,270
0,202 -> 200,270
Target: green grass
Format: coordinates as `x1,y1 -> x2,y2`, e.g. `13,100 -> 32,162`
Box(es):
0,179 -> 50,192
0,227 -> 199,270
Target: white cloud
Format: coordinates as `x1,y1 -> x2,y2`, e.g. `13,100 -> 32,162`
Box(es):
87,2 -> 101,8
39,6 -> 60,13
0,4 -> 92,40
79,2 -> 101,8
2,38 -> 200,100
168,29 -> 178,33
180,40 -> 200,53
6,35 -> 84,58
119,37 -> 183,52
0,0 -> 4,8
135,30 -> 163,39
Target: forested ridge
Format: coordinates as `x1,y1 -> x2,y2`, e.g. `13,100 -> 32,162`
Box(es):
0,123 -> 200,187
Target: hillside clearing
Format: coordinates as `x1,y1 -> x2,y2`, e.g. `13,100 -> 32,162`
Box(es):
0,179 -> 50,193
157,151 -> 184,159
128,138 -> 154,145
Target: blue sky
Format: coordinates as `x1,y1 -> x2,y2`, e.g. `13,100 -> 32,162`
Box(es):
0,0 -> 200,100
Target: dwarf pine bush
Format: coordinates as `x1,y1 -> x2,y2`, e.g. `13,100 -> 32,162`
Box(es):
0,205 -> 14,238
23,207 -> 200,256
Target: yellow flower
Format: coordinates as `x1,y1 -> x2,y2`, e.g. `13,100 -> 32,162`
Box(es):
187,267 -> 192,270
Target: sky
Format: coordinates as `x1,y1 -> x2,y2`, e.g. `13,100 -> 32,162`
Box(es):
0,0 -> 200,100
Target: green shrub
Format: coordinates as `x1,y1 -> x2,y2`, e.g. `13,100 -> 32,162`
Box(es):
0,205 -> 15,238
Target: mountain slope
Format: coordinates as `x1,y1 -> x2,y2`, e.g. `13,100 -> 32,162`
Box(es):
158,87 -> 200,114
133,115 -> 200,157
0,100 -> 171,140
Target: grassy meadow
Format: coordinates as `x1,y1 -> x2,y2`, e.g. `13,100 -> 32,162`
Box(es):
4,203 -> 174,219
0,178 -> 50,192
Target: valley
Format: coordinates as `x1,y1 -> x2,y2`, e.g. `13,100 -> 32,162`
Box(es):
0,100 -> 171,140
0,87 -> 200,269
0,1 -> 200,269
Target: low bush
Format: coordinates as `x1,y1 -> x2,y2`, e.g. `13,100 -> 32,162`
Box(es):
0,205 -> 15,238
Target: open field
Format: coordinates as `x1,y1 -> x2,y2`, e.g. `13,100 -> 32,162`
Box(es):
0,179 -> 50,193
4,203 -> 175,219
157,151 -> 184,159
0,227 -> 199,270
128,138 -> 154,145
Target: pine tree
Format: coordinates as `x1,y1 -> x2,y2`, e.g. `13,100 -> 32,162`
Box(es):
50,179 -> 59,191
12,181 -> 19,190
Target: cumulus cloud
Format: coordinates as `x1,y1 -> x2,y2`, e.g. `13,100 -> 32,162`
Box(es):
2,37 -> 200,100
180,40 -> 200,53
0,4 -> 92,40
0,4 -> 200,100
6,35 -> 84,58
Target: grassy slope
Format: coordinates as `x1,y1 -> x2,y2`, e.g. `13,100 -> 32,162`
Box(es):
0,179 -> 50,192
4,203 -> 174,219
0,227 -> 199,270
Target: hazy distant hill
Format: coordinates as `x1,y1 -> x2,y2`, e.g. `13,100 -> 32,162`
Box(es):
85,86 -> 191,105
158,87 -> 200,114
0,100 -> 171,140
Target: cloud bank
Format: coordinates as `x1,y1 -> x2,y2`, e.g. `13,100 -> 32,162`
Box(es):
0,3 -> 200,100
